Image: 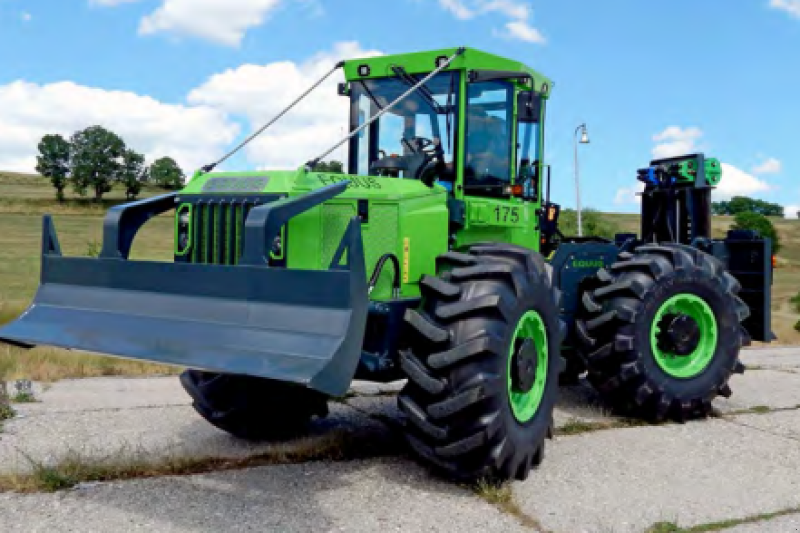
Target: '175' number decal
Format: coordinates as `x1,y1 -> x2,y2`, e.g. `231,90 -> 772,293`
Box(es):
494,206 -> 521,223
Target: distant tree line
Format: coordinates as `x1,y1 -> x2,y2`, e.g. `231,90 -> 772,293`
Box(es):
731,211 -> 782,254
35,125 -> 185,202
712,196 -> 785,217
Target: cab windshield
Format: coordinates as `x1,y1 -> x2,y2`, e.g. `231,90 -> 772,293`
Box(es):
348,71 -> 458,183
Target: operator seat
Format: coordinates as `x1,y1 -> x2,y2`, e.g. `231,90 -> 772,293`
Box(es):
466,108 -> 508,181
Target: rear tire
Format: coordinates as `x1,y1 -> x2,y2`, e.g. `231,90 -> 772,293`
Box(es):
398,244 -> 565,482
575,243 -> 749,422
180,370 -> 329,440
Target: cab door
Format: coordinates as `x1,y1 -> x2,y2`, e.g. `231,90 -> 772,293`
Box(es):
455,79 -> 541,251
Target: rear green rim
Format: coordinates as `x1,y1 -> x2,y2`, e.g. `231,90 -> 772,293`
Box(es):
507,311 -> 548,423
650,294 -> 718,379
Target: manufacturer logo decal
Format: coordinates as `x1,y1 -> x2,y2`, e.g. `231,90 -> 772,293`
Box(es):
571,260 -> 605,269
317,175 -> 382,189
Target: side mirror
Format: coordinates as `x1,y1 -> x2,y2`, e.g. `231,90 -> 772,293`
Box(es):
517,159 -> 540,201
517,91 -> 541,123
338,82 -> 350,96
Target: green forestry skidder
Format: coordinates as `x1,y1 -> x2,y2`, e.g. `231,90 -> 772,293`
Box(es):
0,47 -> 774,482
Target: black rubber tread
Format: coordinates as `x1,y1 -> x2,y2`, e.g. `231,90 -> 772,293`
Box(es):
575,243 -> 749,422
180,370 -> 328,441
420,275 -> 462,300
398,243 -> 565,482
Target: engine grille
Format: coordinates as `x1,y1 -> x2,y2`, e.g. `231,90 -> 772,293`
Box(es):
176,195 -> 283,266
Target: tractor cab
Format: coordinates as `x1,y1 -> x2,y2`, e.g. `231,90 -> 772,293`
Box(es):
340,48 -> 551,204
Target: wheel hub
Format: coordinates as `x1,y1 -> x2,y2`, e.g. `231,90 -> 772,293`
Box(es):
511,338 -> 538,393
656,314 -> 701,356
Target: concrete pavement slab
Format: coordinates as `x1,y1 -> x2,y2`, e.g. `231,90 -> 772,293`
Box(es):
714,369 -> 800,413
0,459 -> 532,533
741,346 -> 800,369
730,409 -> 800,441
13,376 -> 188,416
514,419 -> 800,533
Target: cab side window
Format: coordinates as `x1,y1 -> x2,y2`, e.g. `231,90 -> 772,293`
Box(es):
464,81 -> 513,196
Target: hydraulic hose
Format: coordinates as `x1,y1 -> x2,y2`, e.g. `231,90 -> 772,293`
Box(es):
368,254 -> 401,297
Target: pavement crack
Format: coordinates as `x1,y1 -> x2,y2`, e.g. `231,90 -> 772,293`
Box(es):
719,416 -> 800,445
472,480 -> 552,531
11,404 -> 189,419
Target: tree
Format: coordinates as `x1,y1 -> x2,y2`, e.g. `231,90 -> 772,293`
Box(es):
69,126 -> 126,201
35,134 -> 71,202
712,196 -> 784,217
116,149 -> 148,200
149,157 -> 185,190
313,160 -> 344,173
732,211 -> 781,254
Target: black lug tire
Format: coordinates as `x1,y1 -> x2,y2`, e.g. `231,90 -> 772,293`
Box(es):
398,243 -> 565,482
575,243 -> 750,422
180,370 -> 329,441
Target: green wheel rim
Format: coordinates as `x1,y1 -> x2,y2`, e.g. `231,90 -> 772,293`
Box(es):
650,293 -> 718,379
507,311 -> 549,423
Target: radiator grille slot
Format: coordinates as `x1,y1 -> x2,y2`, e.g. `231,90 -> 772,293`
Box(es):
179,196 -> 281,266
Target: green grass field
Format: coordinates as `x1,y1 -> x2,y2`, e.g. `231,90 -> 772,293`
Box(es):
0,172 -> 797,381
0,172 -> 180,380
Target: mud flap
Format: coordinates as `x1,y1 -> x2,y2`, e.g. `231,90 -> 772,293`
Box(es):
0,182 -> 369,397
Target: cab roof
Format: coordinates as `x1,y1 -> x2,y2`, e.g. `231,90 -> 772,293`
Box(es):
342,46 -> 554,97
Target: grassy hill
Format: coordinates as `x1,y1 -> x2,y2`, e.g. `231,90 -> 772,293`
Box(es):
0,172 -> 797,380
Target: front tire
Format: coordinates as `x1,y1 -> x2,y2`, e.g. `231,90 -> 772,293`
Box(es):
576,243 -> 749,422
180,370 -> 329,441
398,244 -> 565,482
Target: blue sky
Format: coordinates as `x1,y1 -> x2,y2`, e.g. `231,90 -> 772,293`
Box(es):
0,0 -> 798,214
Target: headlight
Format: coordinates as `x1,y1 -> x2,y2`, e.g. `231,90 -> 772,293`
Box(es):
179,212 -> 190,226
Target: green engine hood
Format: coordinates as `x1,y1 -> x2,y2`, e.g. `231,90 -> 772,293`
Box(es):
178,168 -> 446,201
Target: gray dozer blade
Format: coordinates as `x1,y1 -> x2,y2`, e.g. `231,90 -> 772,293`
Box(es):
0,182 -> 369,397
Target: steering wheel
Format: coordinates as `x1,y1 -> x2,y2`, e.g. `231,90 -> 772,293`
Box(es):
399,136 -> 447,186
402,136 -> 443,158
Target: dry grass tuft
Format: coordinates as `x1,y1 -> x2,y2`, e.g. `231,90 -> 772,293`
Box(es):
645,504 -> 800,532
555,416 -> 652,436
0,428 -> 399,493
0,344 -> 182,382
473,478 -> 551,531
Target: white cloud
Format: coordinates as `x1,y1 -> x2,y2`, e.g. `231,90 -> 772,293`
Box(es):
188,41 -> 382,169
504,20 -> 546,43
714,163 -> 772,199
0,81 -> 239,173
786,205 -> 800,219
439,0 -> 475,19
752,157 -> 782,174
770,0 -> 800,18
21,12 -> 32,22
482,0 -> 529,19
438,0 -> 545,43
138,0 -> 283,46
652,126 -> 704,159
614,182 -> 644,205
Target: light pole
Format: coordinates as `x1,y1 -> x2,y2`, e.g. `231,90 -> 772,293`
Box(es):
574,123 -> 590,236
